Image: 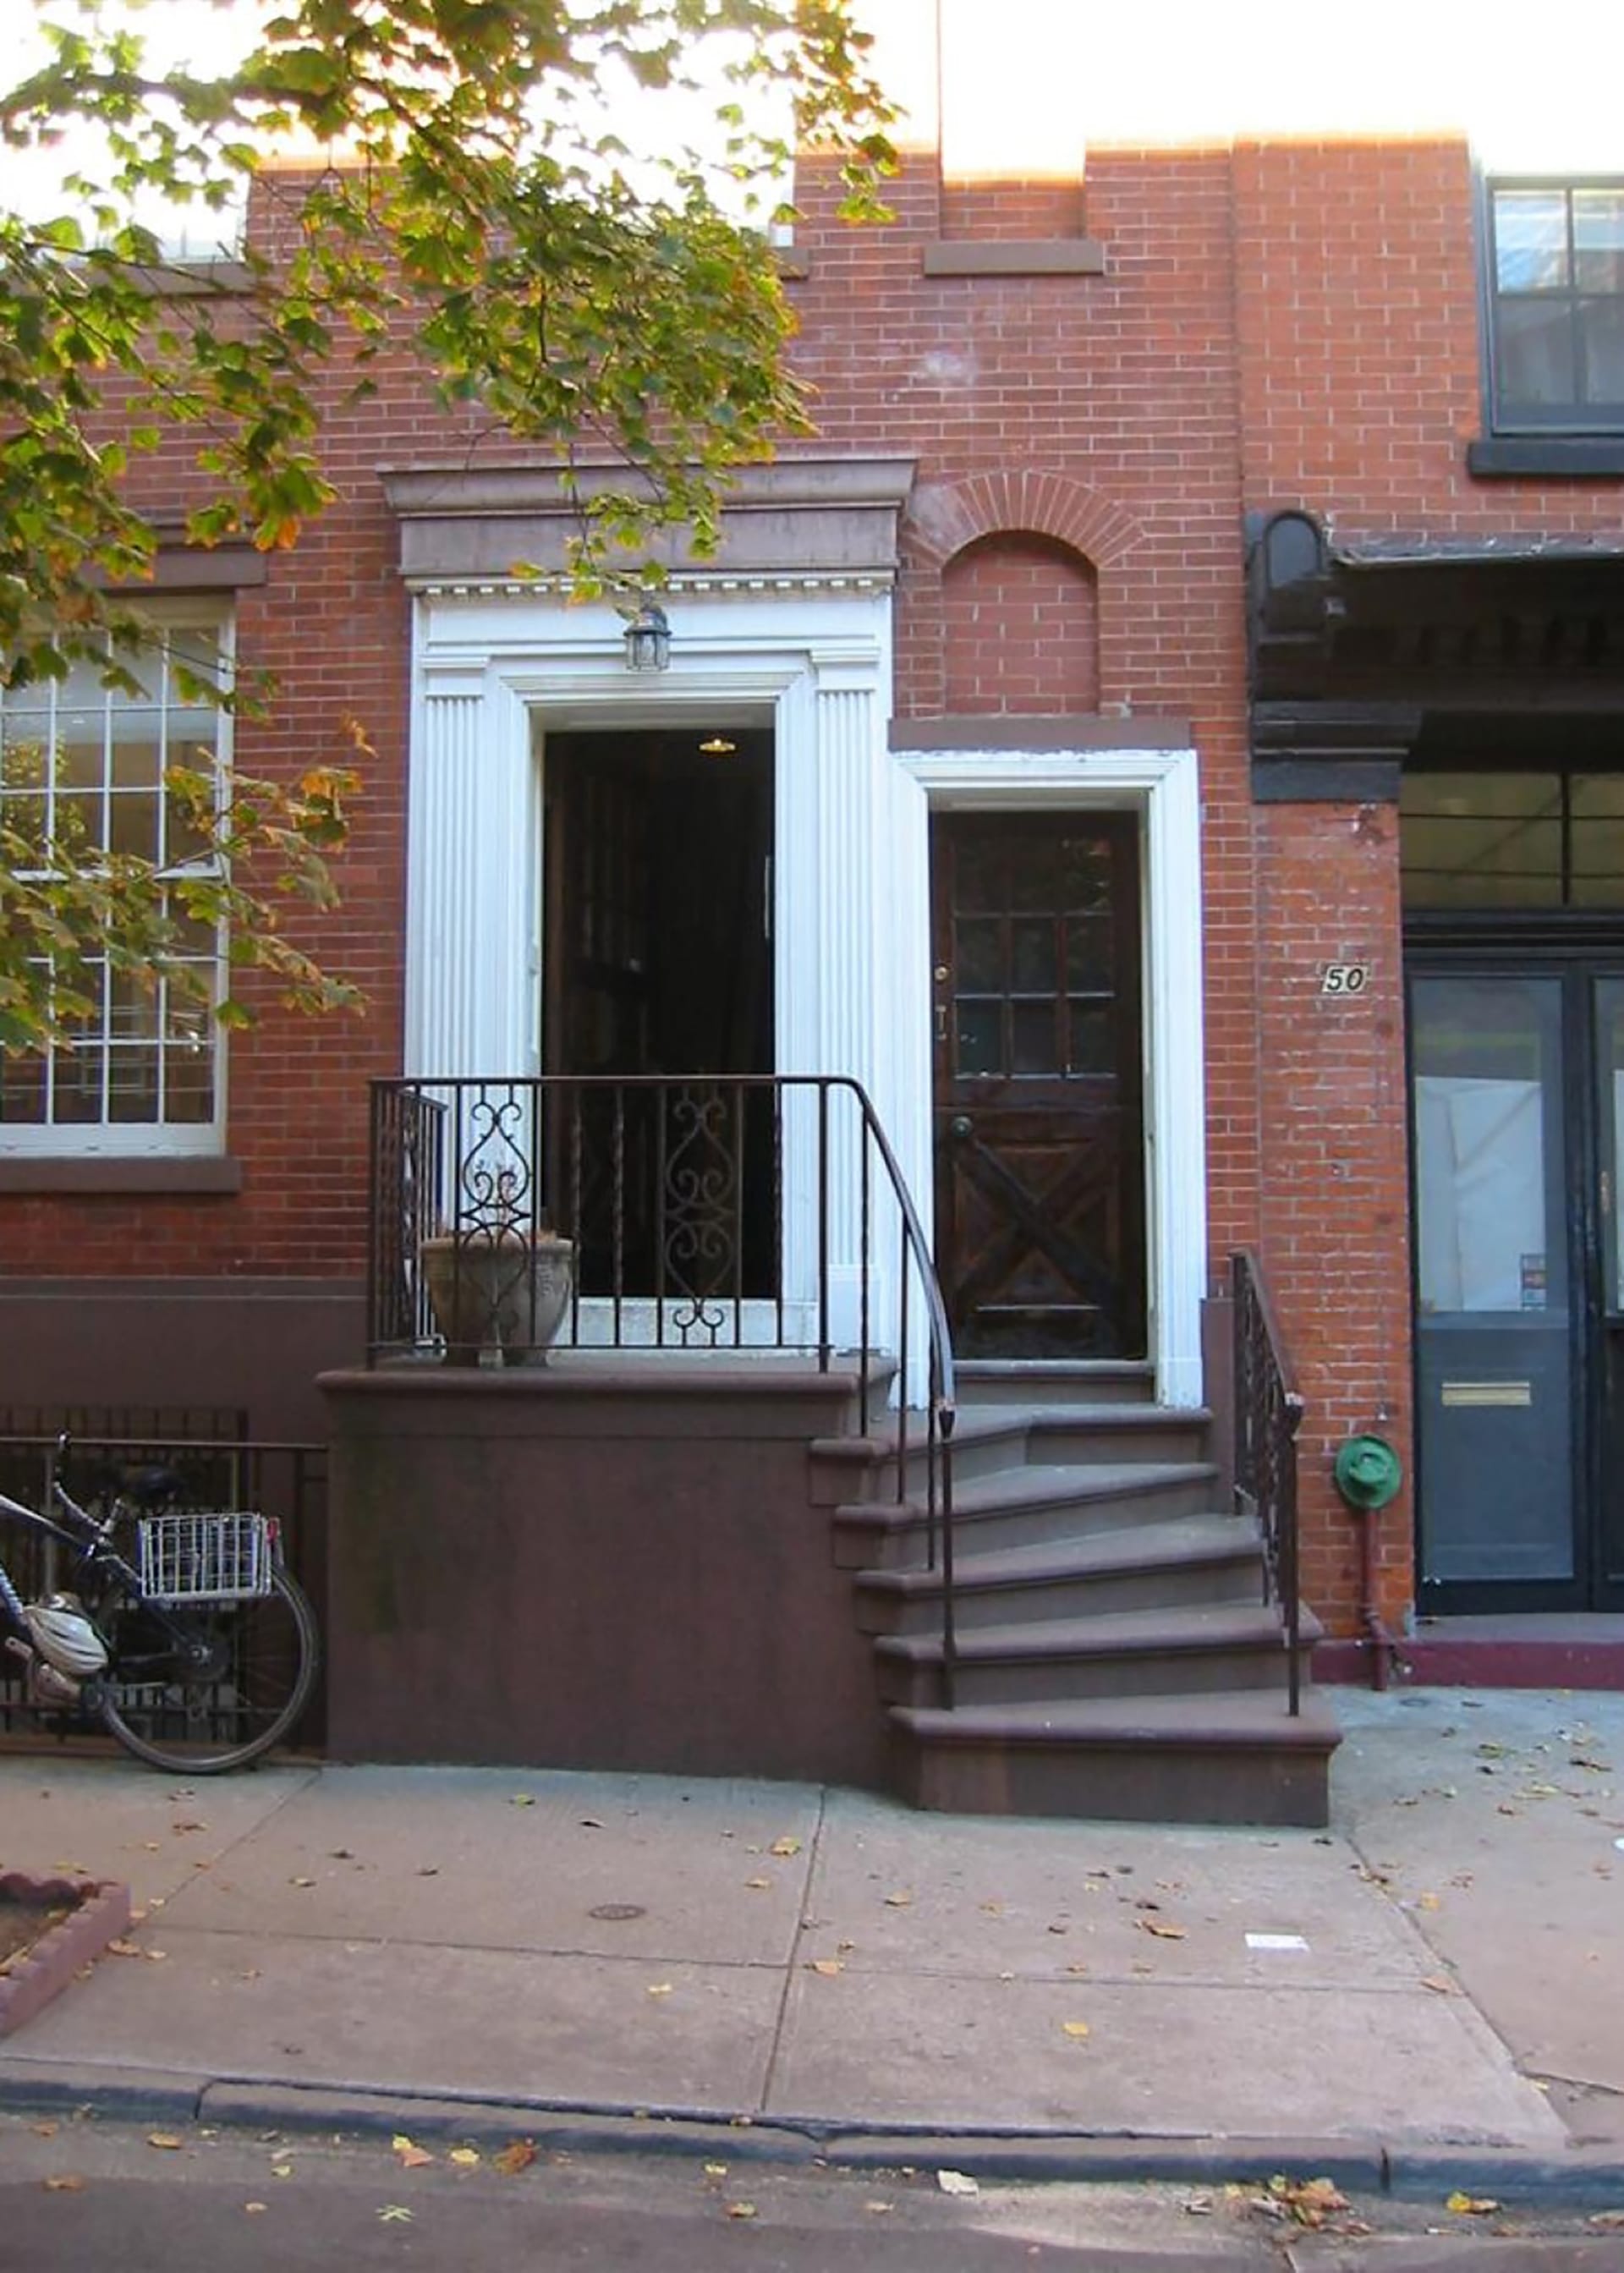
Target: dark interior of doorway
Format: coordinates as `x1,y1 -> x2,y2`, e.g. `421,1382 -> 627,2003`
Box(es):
544,727 -> 775,1300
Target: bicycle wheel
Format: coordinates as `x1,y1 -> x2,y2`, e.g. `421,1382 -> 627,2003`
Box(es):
94,1567 -> 320,1774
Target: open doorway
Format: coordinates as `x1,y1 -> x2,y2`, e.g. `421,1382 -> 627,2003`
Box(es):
543,727 -> 775,1302
544,727 -> 773,1079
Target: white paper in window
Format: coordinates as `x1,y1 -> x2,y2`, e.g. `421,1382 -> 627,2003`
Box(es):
1415,1075 -> 1544,1314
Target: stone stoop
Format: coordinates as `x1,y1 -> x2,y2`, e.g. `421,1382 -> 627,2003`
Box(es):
829,1397 -> 1339,1827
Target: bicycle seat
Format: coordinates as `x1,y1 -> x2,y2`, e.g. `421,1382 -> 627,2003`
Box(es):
120,1466 -> 185,1509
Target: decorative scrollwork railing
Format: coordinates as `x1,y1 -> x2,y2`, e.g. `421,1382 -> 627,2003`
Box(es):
1232,1248 -> 1305,1716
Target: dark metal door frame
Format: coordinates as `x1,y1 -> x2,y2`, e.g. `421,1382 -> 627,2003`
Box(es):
1407,930 -> 1624,1612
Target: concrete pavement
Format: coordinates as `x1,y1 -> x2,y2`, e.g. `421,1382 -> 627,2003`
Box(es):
0,1687 -> 1621,2204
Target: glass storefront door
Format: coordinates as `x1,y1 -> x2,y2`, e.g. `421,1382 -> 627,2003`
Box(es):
1411,967 -> 1624,1608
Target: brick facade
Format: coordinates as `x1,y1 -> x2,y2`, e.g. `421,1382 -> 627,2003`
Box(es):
6,116 -> 1620,1636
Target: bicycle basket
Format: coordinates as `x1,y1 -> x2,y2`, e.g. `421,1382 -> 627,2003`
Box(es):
136,1512 -> 274,1603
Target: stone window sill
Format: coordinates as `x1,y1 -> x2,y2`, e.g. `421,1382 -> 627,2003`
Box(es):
1468,436 -> 1624,479
0,1157 -> 244,1195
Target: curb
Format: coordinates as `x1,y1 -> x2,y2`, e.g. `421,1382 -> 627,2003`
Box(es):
3,2062 -> 1624,2206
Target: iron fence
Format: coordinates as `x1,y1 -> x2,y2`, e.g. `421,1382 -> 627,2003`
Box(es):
0,1419 -> 326,1747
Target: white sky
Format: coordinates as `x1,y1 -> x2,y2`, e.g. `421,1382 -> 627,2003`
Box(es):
8,0 -> 1622,228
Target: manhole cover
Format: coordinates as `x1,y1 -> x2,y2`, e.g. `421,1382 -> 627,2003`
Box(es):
589,1903 -> 647,1923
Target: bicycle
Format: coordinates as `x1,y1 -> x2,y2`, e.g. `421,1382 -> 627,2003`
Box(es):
0,1440 -> 319,1773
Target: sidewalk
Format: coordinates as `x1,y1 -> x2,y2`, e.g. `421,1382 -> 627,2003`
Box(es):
1,1686 -> 1621,2199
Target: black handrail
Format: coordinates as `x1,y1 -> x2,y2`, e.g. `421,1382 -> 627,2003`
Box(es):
368,1074 -> 961,1701
1232,1248 -> 1305,1715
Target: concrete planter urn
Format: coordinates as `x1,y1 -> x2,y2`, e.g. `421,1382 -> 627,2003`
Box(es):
420,1230 -> 575,1367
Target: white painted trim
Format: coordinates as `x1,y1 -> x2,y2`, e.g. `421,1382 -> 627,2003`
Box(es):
896,744 -> 1209,1410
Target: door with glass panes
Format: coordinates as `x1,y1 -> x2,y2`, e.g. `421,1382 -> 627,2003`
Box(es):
1403,764 -> 1624,1610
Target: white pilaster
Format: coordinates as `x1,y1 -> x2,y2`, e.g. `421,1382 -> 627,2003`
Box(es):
405,658 -> 537,1079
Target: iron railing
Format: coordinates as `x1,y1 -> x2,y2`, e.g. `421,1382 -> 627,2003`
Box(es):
0,1425 -> 327,1745
1232,1249 -> 1306,1715
369,1073 -> 962,1697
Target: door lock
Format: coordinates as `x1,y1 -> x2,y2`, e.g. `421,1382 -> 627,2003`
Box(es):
935,1003 -> 949,1044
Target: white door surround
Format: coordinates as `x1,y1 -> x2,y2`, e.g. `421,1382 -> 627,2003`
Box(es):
896,741 -> 1208,1411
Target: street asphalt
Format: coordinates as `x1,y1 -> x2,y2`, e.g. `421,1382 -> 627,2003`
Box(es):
0,1685 -> 1621,2210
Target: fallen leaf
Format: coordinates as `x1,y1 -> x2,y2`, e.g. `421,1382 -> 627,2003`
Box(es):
391,2134 -> 433,2169
883,1891 -> 913,1908
146,2134 -> 184,2152
289,1877 -> 315,1889
770,1837 -> 802,1858
244,2202 -> 266,2215
1588,2210 -> 1624,2229
1062,2020 -> 1091,2040
31,2122 -> 58,2138
1420,1975 -> 1456,1996
378,2205 -> 413,2222
510,1793 -> 535,1807
1268,2175 -> 1350,2228
143,1948 -> 168,1962
43,2175 -> 84,2193
449,2147 -> 480,2168
494,2139 -> 537,2176
579,1816 -> 604,1829
937,2169 -> 980,2196
726,2202 -> 758,2220
646,1982 -> 674,1998
1418,1893 -> 1440,1912
1066,1961 -> 1089,1975
743,1875 -> 771,1891
865,2199 -> 893,2214
106,1940 -> 141,1958
1446,2192 -> 1501,2215
979,1900 -> 1004,1915
703,2162 -> 728,2180
271,2164 -> 294,2181
808,1958 -> 843,1977
1140,1919 -> 1188,1941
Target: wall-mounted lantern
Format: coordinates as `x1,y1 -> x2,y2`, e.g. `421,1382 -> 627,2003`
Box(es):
623,601 -> 672,673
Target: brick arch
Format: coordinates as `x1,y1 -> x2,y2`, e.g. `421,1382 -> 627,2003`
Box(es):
902,469 -> 1144,574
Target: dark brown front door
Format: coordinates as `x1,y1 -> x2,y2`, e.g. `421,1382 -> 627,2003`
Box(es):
932,812 -> 1145,1359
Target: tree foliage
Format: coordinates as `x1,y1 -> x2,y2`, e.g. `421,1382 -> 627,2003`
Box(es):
0,0 -> 894,1049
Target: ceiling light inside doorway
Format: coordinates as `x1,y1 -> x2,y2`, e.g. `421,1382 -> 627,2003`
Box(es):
700,736 -> 738,756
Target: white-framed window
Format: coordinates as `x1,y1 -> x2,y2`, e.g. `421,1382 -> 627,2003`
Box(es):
0,607 -> 231,1155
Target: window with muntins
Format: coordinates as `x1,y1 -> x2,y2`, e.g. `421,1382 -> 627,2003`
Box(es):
0,612 -> 230,1153
1487,179 -> 1624,432
1401,769 -> 1624,909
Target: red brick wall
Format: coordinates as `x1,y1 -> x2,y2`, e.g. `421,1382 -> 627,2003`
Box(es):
14,124 -> 1606,1634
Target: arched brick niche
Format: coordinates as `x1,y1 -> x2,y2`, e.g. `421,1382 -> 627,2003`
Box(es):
941,530 -> 1100,713
900,471 -> 1141,717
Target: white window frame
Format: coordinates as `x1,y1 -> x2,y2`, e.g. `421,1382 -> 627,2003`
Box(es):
0,602 -> 233,1157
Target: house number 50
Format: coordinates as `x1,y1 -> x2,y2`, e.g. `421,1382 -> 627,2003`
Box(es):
1320,963 -> 1370,995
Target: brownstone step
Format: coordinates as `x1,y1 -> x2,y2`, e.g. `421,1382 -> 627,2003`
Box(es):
874,1600 -> 1324,1706
833,1460 -> 1221,1568
890,1691 -> 1341,1826
853,1515 -> 1264,1633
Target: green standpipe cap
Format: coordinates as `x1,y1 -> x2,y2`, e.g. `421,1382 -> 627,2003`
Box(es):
1332,1434 -> 1402,1512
